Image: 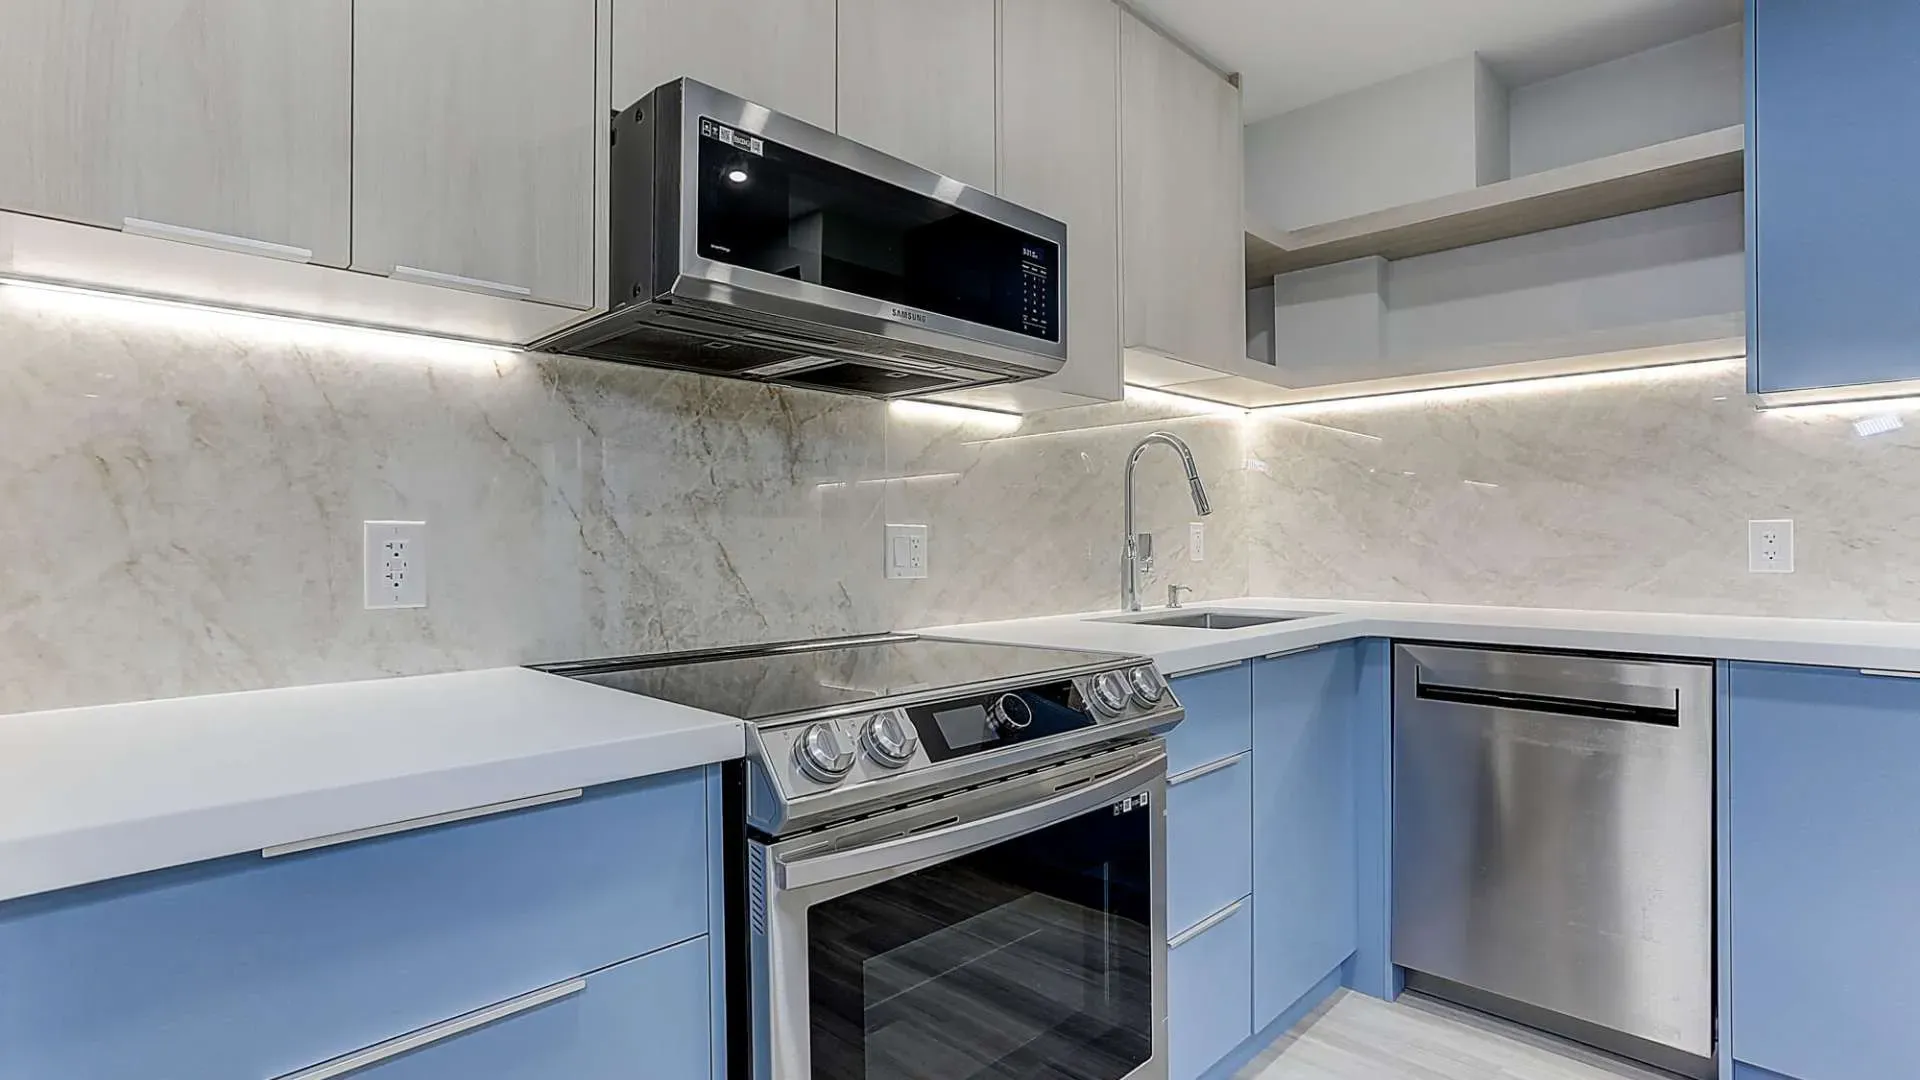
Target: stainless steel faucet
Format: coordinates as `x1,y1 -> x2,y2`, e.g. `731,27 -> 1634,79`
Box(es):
1122,432 -> 1212,612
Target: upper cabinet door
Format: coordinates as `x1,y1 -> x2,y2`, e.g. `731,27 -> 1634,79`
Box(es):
996,0 -> 1123,405
0,0 -> 351,266
611,0 -> 837,129
352,0 -> 598,308
1120,13 -> 1245,370
836,0 -> 997,190
1749,0 -> 1920,396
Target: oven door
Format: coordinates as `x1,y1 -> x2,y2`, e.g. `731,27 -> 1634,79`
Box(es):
749,743 -> 1168,1080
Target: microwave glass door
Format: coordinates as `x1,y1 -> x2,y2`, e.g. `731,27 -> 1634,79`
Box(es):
805,797 -> 1154,1080
695,120 -> 1060,346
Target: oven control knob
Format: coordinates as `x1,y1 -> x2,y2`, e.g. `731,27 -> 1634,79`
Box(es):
989,693 -> 1034,735
794,722 -> 856,784
1090,671 -> 1131,717
861,712 -> 918,768
1127,665 -> 1167,706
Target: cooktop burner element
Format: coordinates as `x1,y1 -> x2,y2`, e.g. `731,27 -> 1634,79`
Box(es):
536,633 -> 1183,835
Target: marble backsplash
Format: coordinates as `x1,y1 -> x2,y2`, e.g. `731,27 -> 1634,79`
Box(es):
13,277 -> 1914,716
0,287 -> 1245,713
1247,357 -> 1920,620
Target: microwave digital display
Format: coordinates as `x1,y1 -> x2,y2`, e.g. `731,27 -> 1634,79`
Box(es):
696,120 -> 1061,344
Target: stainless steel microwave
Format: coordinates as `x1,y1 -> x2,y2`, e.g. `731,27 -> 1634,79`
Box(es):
533,78 -> 1068,399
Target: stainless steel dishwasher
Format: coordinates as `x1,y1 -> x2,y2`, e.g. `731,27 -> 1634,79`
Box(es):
1391,643 -> 1714,1078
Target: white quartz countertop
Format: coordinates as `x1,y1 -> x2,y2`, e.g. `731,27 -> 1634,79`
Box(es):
923,597 -> 1920,677
0,667 -> 742,904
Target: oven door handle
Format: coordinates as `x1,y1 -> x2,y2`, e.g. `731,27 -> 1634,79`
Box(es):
775,752 -> 1165,891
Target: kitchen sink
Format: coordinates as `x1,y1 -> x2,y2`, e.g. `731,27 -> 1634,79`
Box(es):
1105,611 -> 1309,630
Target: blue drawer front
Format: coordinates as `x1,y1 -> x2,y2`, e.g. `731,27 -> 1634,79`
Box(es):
0,770 -> 710,1080
350,937 -> 710,1080
1168,899 -> 1252,1080
1167,752 -> 1253,937
1167,663 -> 1252,774
1728,662 -> 1920,1080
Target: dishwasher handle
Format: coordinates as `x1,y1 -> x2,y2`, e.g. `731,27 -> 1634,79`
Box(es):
1414,681 -> 1680,726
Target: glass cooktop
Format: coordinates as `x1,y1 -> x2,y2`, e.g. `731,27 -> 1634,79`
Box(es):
538,634 -> 1122,722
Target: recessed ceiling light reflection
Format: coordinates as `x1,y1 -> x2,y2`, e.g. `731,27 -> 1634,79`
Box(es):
726,168 -> 750,184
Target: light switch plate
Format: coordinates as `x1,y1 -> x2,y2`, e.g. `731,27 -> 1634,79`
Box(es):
1748,519 -> 1794,574
365,521 -> 427,608
885,523 -> 929,580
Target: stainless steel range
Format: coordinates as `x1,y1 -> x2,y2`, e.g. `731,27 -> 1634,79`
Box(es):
541,633 -> 1183,1080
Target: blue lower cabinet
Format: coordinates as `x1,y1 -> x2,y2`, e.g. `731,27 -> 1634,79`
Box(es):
336,937 -> 711,1080
1168,898 -> 1252,1080
1167,750 -> 1253,936
0,769 -> 711,1080
1727,662 -> 1920,1080
1166,662 -> 1253,775
1251,644 -> 1358,1027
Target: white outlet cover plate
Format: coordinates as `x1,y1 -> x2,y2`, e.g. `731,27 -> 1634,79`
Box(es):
885,523 -> 929,580
365,520 -> 427,608
1189,521 -> 1206,562
1748,518 -> 1794,574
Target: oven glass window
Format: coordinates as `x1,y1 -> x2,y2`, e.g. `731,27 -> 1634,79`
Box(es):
696,120 -> 1060,344
807,799 -> 1152,1080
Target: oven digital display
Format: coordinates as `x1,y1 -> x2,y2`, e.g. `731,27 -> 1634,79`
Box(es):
931,703 -> 994,749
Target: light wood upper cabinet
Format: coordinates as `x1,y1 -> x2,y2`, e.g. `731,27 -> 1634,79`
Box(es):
611,0 -> 837,129
995,0 -> 1122,404
1120,11 -> 1245,370
352,0 -> 597,309
0,0 -> 351,266
836,0 -> 997,190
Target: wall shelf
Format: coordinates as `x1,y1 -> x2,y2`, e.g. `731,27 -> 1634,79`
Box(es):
1245,124 -> 1745,285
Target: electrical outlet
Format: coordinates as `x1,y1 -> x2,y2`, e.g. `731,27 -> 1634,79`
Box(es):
1189,521 -> 1206,562
1748,519 -> 1794,574
884,523 -> 929,580
364,521 -> 427,608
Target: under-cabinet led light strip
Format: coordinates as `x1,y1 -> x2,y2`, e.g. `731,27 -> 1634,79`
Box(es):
0,273 -> 523,369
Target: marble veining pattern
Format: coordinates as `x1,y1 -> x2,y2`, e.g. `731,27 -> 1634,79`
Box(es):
9,280 -> 1909,718
1247,358 -> 1920,620
0,291 -> 1244,713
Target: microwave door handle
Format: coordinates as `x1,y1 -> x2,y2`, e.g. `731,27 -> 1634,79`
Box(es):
775,753 -> 1165,891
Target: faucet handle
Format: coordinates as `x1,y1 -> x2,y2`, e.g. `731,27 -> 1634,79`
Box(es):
1167,584 -> 1193,609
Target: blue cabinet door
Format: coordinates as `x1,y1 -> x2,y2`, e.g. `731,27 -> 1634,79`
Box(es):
1250,644 -> 1358,1028
1727,662 -> 1920,1079
1749,0 -> 1920,394
1168,898 -> 1252,1080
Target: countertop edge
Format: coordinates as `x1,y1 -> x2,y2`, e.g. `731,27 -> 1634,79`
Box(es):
921,600 -> 1920,677
0,667 -> 746,904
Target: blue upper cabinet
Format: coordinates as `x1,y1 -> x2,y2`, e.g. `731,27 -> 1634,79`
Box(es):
1749,0 -> 1920,397
1250,644 -> 1359,1029
1726,662 -> 1920,1080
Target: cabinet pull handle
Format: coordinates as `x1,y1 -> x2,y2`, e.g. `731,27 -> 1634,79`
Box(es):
1860,668 -> 1920,679
272,976 -> 587,1080
261,788 -> 583,858
123,217 -> 313,263
1168,751 -> 1246,787
1174,659 -> 1245,678
1168,897 -> 1245,949
1262,645 -> 1320,661
390,264 -> 533,299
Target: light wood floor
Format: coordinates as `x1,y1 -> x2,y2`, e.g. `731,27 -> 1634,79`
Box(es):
1236,990 -> 1680,1080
